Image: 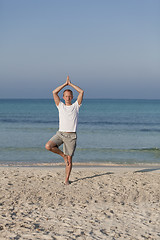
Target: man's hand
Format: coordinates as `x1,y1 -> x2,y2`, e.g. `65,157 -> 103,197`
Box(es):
66,75 -> 71,85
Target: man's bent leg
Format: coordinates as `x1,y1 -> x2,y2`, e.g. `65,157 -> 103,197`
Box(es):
65,156 -> 72,185
45,141 -> 69,165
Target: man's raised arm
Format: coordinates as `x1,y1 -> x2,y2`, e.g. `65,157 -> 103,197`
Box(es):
67,76 -> 84,105
52,82 -> 67,106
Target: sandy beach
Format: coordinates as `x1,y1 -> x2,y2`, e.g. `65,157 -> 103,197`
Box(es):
0,165 -> 160,240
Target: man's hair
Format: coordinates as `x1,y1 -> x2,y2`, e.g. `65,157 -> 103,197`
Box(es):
63,89 -> 73,96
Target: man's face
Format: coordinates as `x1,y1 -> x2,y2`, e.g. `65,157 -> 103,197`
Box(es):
63,91 -> 73,105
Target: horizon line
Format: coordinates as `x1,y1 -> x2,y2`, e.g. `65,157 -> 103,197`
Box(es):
0,98 -> 160,101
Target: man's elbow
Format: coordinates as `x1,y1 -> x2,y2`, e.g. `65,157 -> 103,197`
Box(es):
80,90 -> 84,99
52,91 -> 58,98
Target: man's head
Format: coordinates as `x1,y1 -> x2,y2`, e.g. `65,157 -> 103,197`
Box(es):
63,89 -> 73,105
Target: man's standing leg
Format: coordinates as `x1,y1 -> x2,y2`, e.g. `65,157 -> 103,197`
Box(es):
65,156 -> 72,185
63,133 -> 76,185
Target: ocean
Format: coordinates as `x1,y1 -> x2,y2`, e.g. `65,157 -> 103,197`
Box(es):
0,99 -> 160,166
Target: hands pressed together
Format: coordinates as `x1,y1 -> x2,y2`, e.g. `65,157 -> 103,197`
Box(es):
66,76 -> 71,85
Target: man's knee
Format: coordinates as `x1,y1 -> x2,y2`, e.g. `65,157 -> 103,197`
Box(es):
45,143 -> 51,151
45,141 -> 58,151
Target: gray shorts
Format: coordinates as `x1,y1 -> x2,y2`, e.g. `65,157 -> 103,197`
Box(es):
49,131 -> 77,156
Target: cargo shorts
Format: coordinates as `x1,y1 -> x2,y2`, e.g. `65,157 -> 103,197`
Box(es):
49,131 -> 77,156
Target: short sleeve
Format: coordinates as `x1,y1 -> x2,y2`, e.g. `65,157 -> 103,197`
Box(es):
75,100 -> 82,108
56,101 -> 63,109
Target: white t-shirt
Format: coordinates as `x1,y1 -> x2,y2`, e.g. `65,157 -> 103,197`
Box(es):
57,100 -> 81,132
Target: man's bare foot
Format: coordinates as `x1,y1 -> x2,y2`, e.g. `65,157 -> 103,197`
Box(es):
64,180 -> 70,185
63,155 -> 69,166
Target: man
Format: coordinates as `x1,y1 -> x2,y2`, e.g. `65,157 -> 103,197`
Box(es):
45,76 -> 84,185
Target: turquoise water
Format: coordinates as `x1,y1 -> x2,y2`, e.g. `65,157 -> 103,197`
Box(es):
0,99 -> 160,165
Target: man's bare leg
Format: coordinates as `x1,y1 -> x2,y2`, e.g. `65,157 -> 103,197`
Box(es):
65,156 -> 72,185
45,141 -> 69,165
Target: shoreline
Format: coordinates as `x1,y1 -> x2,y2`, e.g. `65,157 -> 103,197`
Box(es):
0,161 -> 160,168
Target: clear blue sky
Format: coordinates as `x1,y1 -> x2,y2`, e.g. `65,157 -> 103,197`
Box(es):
1,0 -> 160,99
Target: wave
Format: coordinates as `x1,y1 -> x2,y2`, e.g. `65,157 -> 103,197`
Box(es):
79,121 -> 160,126
76,147 -> 160,153
140,129 -> 160,132
1,147 -> 160,153
0,118 -> 58,124
1,119 -> 160,133
0,147 -> 45,152
3,127 -> 57,131
137,148 -> 160,152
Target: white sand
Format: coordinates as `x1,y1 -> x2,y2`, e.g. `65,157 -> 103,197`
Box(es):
0,166 -> 160,239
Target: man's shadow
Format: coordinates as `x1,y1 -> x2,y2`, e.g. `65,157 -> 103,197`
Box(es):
71,172 -> 114,183
134,168 -> 160,173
